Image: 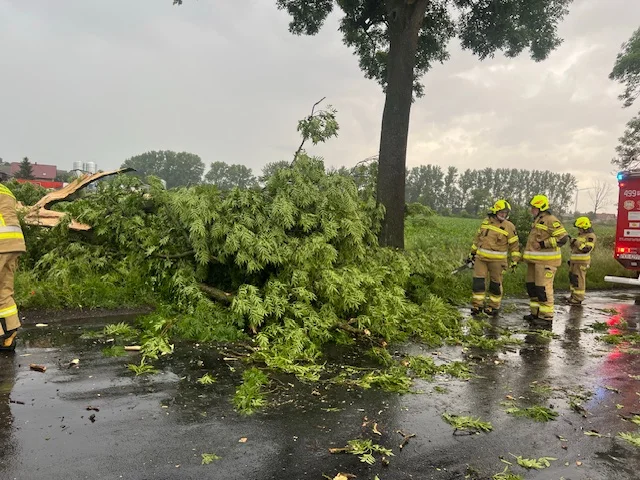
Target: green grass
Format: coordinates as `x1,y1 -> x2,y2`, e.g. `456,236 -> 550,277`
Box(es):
14,270 -> 156,311
406,216 -> 634,303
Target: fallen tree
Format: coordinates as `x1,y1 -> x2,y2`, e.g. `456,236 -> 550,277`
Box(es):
14,155 -> 463,381
8,111 -> 472,412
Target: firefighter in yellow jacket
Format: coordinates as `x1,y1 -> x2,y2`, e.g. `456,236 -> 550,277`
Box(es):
567,216 -> 596,305
523,195 -> 568,323
0,184 -> 26,351
468,200 -> 521,316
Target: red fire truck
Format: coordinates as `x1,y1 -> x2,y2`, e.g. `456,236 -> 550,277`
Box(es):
605,170 -> 640,285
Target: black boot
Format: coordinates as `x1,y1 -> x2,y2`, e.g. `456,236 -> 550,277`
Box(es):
529,317 -> 553,330
471,307 -> 483,316
484,307 -> 499,317
523,313 -> 538,321
0,330 -> 17,352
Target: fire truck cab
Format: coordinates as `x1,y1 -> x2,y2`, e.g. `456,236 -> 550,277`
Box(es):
605,170 -> 640,285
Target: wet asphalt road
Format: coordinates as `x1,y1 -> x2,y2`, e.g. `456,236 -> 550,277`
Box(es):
1,293 -> 639,480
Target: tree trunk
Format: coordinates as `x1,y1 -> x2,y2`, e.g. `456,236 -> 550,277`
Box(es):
377,0 -> 428,248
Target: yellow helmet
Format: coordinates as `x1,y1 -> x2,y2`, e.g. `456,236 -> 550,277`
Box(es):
574,216 -> 592,230
489,199 -> 511,215
530,194 -> 549,211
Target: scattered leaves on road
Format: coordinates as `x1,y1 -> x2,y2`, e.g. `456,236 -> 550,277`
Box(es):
509,454 -> 556,469
503,403 -> 558,422
329,438 -> 394,465
196,373 -> 216,385
529,382 -> 553,396
442,413 -> 492,433
492,466 -> 523,480
618,432 -> 640,447
201,453 -> 220,465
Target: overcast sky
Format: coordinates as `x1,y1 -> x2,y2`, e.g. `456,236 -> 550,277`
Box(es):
0,0 -> 637,212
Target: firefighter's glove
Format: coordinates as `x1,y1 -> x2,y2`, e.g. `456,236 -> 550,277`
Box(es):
509,261 -> 518,272
466,253 -> 476,265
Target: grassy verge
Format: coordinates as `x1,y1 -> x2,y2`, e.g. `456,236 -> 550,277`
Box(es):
406,216 -> 634,304
14,270 -> 157,311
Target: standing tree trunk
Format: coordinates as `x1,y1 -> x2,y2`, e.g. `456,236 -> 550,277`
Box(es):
376,0 -> 428,249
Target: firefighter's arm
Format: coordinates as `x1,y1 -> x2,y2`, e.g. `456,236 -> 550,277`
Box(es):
579,234 -> 596,253
540,220 -> 568,248
507,226 -> 521,263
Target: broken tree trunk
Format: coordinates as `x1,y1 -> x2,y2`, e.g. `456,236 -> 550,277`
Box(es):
19,167 -> 135,231
199,284 -> 234,305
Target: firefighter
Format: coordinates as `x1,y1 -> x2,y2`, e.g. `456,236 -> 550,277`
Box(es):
567,216 -> 596,305
0,184 -> 26,351
523,194 -> 568,324
468,199 -> 521,316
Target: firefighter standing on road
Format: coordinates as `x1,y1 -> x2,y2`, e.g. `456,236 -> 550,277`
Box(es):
567,217 -> 596,306
468,200 -> 521,316
0,184 -> 26,351
523,195 -> 568,324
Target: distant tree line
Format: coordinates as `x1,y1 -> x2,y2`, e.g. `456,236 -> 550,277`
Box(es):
405,165 -> 577,216
120,151 -> 576,216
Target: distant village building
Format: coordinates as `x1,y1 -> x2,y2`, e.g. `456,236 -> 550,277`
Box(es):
0,165 -> 11,182
10,162 -> 57,181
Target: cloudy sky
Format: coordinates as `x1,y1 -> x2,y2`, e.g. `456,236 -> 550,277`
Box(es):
0,0 -> 637,212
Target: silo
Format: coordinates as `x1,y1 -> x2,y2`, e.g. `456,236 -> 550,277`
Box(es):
83,162 -> 97,174
72,161 -> 84,177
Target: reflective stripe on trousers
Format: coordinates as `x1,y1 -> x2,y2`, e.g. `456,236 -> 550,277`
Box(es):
477,248 -> 508,260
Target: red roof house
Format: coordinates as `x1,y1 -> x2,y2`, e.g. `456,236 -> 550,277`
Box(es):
10,162 -> 57,180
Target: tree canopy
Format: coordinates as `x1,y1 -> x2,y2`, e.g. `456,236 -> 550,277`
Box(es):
205,161 -> 258,190
611,27 -> 640,170
121,150 -> 204,188
273,0 -> 572,248
172,0 -> 570,247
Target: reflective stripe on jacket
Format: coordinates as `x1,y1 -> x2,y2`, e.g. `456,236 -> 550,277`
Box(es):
470,216 -> 520,263
523,211 -> 567,267
570,231 -> 596,263
0,184 -> 26,253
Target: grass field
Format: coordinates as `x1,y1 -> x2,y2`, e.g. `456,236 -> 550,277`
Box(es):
406,215 -> 634,304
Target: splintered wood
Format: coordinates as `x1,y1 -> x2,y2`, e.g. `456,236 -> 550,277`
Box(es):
18,167 -> 135,231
